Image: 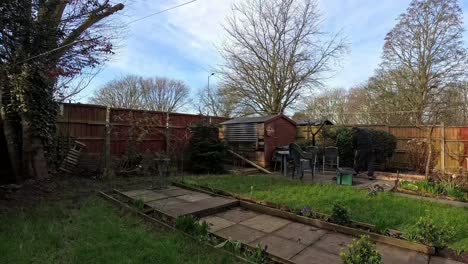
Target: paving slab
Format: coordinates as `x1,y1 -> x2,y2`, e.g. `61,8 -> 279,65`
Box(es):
273,222 -> 327,245
376,243 -> 428,264
171,197 -> 238,216
121,189 -> 152,198
215,224 -> 267,244
146,197 -> 190,217
249,234 -> 307,260
134,191 -> 168,202
429,256 -> 465,264
240,214 -> 291,233
291,245 -> 341,264
159,188 -> 194,197
177,192 -> 212,202
215,207 -> 260,223
200,216 -> 236,232
311,232 -> 354,256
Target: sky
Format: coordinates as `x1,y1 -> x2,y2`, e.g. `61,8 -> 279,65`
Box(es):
77,0 -> 468,108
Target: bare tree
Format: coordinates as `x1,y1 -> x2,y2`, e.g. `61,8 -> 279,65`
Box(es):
90,75 -> 190,112
219,0 -> 347,115
55,67 -> 103,102
297,88 -> 351,125
381,0 -> 467,125
197,84 -> 241,117
141,77 -> 190,112
90,75 -> 144,109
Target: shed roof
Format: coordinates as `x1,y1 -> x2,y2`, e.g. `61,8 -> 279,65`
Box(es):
221,114 -> 296,126
296,118 -> 334,126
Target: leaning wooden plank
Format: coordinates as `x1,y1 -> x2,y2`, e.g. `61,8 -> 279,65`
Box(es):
228,150 -> 272,174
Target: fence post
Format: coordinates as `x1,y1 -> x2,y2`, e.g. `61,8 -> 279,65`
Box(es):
104,106 -> 111,172
165,111 -> 170,154
440,122 -> 445,175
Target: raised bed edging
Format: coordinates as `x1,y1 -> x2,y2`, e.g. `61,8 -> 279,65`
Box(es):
396,187 -> 468,205
172,181 -> 435,255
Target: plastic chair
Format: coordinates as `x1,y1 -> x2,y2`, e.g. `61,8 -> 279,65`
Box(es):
322,146 -> 339,174
289,144 -> 318,180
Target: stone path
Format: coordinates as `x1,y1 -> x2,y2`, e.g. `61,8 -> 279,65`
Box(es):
120,187 -> 464,264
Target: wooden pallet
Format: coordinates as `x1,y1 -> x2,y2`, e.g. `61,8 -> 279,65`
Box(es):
59,141 -> 86,173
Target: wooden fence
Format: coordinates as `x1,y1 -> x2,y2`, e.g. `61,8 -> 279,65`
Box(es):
297,125 -> 468,173
57,103 -> 228,169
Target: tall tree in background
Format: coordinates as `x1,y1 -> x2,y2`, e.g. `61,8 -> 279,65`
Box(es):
141,77 -> 190,112
380,0 -> 467,125
0,0 -> 124,182
90,75 -> 190,112
220,0 -> 347,115
197,84 -> 242,118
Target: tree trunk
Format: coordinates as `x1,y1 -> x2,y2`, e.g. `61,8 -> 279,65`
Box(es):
21,117 -> 49,180
424,126 -> 434,180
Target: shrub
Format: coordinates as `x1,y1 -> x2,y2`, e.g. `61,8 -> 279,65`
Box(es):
340,235 -> 383,264
406,139 -> 438,174
187,124 -> 227,174
330,204 -> 351,225
323,127 -> 397,168
404,216 -> 455,248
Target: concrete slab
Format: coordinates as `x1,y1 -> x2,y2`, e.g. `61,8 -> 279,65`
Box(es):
135,191 -> 168,202
376,243 -> 428,264
159,188 -> 194,197
291,245 -> 341,264
172,197 -> 238,216
215,224 -> 267,244
215,207 -> 260,223
429,256 -> 465,264
273,222 -> 327,245
249,234 -> 307,260
311,232 -> 354,256
146,197 -> 190,217
177,192 -> 212,202
199,216 -> 236,232
121,189 -> 152,198
240,214 -> 291,233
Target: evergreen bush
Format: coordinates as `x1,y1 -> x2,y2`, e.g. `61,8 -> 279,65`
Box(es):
187,124 -> 227,174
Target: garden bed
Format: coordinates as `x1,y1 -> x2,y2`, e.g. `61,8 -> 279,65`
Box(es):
173,181 -> 435,254
397,180 -> 468,202
174,175 -> 468,261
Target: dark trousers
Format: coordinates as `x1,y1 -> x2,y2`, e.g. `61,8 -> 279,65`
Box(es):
354,149 -> 375,177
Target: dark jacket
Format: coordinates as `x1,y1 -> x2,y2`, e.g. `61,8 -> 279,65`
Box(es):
352,128 -> 373,150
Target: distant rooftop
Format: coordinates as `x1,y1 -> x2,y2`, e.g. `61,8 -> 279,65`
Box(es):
295,118 -> 334,126
220,115 -> 278,125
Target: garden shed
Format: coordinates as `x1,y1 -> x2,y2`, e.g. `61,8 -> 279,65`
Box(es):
220,114 -> 297,168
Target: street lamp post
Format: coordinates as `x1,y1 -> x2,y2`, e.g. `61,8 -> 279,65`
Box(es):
207,72 -> 215,91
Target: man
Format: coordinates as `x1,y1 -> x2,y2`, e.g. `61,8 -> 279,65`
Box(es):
352,127 -> 375,180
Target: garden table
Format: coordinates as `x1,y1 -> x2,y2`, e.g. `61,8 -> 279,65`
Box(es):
277,150 -> 289,177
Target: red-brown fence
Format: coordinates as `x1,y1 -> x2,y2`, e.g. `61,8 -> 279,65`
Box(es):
57,103 -> 228,169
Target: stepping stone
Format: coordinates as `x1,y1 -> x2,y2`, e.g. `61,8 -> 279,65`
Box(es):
215,207 -> 259,223
239,214 -> 291,233
121,189 -> 152,198
376,243 -> 428,264
429,256 -> 465,264
249,234 -> 307,260
199,216 -> 236,232
215,224 -> 267,244
273,222 -> 327,245
291,245 -> 341,264
177,192 -> 212,202
135,191 -> 168,202
312,232 -> 354,255
174,197 -> 238,216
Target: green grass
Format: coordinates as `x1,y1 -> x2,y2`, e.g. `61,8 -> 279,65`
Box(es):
181,175 -> 468,252
0,198 -> 238,264
400,180 -> 468,201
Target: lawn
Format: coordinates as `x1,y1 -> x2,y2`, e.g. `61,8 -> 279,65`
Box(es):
180,175 -> 468,252
0,198 -> 238,264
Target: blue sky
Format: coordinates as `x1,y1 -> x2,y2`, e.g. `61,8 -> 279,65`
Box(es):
78,0 -> 468,109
